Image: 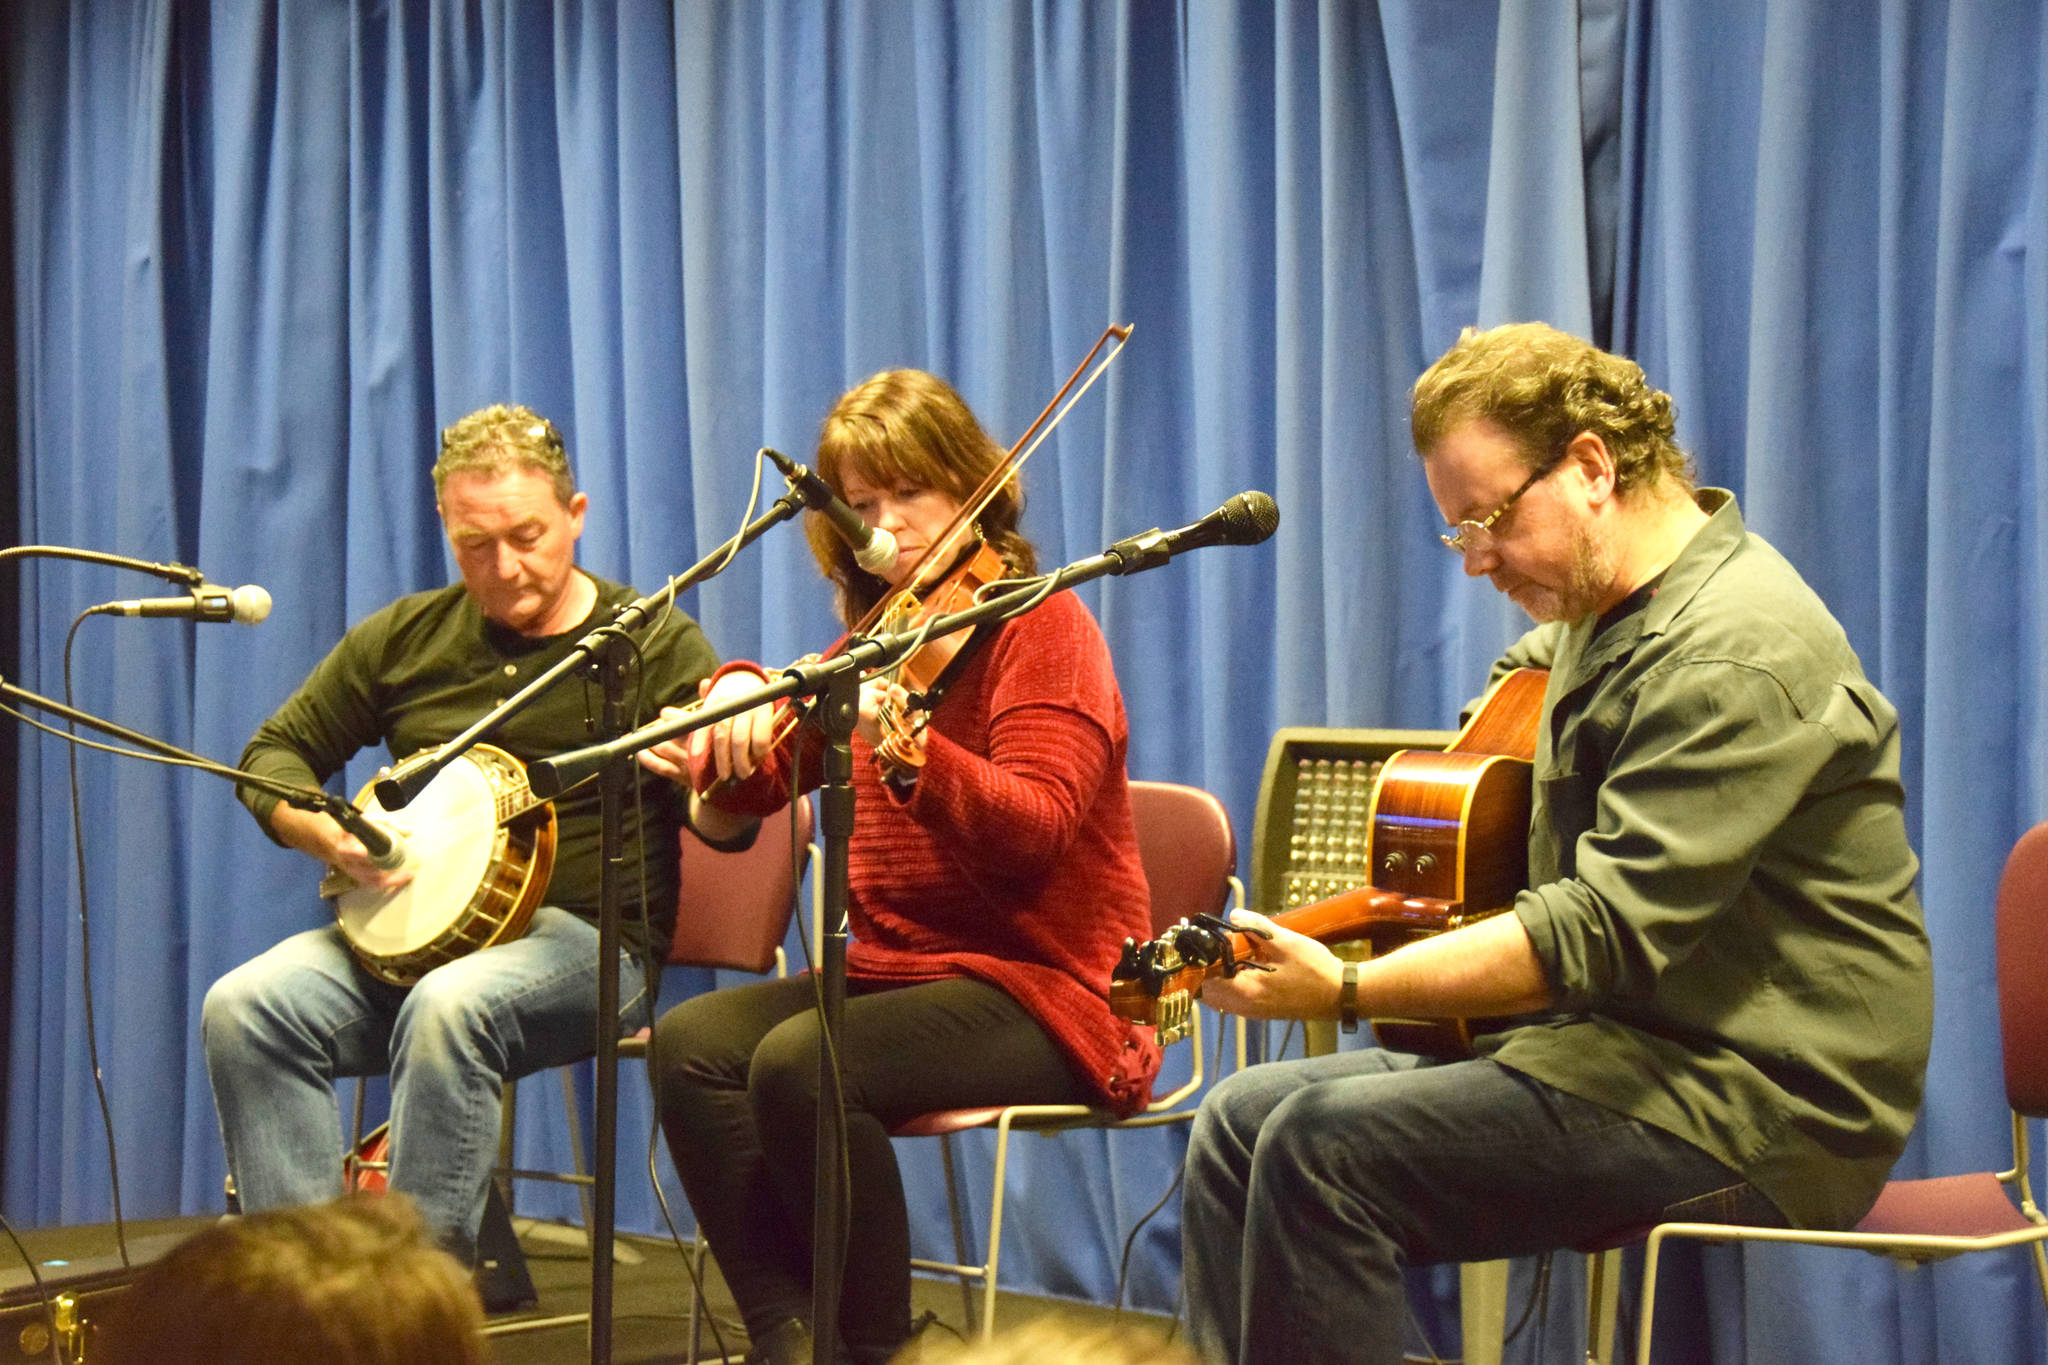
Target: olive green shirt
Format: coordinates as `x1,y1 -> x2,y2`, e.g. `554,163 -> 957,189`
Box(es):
238,575 -> 719,958
1480,490 -> 1932,1229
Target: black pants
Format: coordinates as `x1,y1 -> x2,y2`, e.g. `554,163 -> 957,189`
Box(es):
649,974 -> 1087,1360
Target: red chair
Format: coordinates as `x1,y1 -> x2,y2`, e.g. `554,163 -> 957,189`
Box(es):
1632,821 -> 2048,1362
894,779 -> 1245,1339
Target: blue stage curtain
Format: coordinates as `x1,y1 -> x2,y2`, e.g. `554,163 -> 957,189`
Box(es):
7,2 -> 2048,1358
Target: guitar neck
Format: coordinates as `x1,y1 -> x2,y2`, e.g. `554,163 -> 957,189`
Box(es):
1208,887 -> 1465,979
1109,887 -> 1464,1024
1112,667 -> 1547,1040
1271,885 -> 1462,944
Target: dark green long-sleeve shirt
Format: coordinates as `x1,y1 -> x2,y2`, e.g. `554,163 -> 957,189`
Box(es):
238,575 -> 719,958
1480,490 -> 1931,1230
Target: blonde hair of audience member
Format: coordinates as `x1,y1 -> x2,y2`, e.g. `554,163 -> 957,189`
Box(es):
901,1314 -> 1199,1365
98,1193 -> 486,1365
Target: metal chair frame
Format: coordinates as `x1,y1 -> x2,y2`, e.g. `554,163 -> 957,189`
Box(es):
895,779 -> 1246,1340
1632,821 -> 2048,1363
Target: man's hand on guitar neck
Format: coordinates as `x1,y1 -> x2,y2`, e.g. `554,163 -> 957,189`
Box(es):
1198,908 -> 1557,1024
269,803 -> 414,894
1195,911 -> 1346,1021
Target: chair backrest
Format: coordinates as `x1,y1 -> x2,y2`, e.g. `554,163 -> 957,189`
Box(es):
1128,779 -> 1238,937
665,796 -> 814,973
1997,821 -> 2048,1115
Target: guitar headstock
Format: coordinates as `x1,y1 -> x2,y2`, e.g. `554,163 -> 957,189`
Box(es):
1108,917 -> 1239,1044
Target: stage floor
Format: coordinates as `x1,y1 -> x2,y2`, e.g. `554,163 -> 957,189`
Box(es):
2,1215 -> 1179,1364
494,1218 -> 1181,1363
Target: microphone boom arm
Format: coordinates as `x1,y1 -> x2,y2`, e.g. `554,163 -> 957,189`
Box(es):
0,543 -> 208,586
371,480 -> 813,811
526,490 -> 1281,793
0,672 -> 392,854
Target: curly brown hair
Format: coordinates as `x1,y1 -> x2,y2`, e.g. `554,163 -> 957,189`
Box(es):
1411,322 -> 1694,495
431,403 -> 575,506
809,370 -> 1037,625
98,1193 -> 485,1365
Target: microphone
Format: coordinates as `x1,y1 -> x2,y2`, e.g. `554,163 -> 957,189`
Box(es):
761,448 -> 900,575
328,801 -> 406,871
100,582 -> 273,624
1104,491 -> 1280,575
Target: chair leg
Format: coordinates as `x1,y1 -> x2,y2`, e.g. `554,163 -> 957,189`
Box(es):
1585,1248 -> 1623,1364
345,1081 -> 368,1188
1459,1261 -> 1508,1365
2031,1238 -> 2048,1314
1634,1229 -> 1669,1365
686,1231 -> 708,1365
936,1134 -> 979,1332
497,1075 -> 520,1208
557,1065 -> 597,1233
977,1117 -> 1017,1343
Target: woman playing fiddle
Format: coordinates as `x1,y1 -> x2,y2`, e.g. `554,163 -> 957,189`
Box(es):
641,370 -> 1157,1365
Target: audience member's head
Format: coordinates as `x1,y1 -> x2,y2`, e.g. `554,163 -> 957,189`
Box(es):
99,1193 -> 486,1365
902,1314 -> 1198,1365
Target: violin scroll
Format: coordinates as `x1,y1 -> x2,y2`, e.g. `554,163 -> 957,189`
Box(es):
872,685 -> 931,779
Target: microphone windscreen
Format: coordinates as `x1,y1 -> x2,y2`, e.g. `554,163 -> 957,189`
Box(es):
232,584 -> 274,624
1221,492 -> 1280,546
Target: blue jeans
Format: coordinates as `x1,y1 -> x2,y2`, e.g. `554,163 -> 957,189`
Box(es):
201,907 -> 649,1261
1180,1048 -> 1785,1365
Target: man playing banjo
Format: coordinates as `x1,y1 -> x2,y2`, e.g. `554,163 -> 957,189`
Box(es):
202,404 -> 753,1265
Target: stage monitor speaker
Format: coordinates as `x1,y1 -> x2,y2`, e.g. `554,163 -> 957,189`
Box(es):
0,1227 -> 187,1363
1249,725 -> 1457,919
1247,725 -> 1456,1060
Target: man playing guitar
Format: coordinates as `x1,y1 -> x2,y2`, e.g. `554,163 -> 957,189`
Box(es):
1181,325 -> 1932,1365
202,405 -> 752,1266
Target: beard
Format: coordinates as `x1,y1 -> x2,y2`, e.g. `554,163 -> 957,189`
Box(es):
1501,520 -> 1618,624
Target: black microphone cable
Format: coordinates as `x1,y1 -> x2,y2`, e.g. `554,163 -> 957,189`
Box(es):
0,1210 -> 60,1363
59,609 -> 133,1268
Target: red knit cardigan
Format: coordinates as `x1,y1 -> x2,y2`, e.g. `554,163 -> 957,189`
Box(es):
693,590 -> 1160,1114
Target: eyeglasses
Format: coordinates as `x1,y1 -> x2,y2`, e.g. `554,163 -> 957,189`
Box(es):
1438,455 -> 1564,556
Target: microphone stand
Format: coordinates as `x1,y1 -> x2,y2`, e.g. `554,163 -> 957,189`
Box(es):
361,483 -> 810,1365
525,535 -> 1225,1365
525,505 -> 1282,797
0,543 -> 209,586
0,674 -> 405,846
366,485 -> 809,813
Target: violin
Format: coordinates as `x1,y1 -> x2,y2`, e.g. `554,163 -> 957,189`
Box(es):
860,539 -> 1009,774
795,326 -> 1135,776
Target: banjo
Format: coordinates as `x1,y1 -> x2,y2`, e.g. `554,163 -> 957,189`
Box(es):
319,743 -> 557,986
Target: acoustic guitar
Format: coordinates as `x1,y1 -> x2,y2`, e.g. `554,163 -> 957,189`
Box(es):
1110,668 -> 1547,1058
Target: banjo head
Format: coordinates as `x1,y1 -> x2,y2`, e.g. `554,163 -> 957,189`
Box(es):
334,749 -> 510,963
